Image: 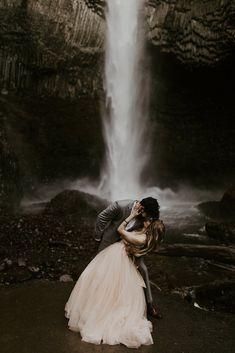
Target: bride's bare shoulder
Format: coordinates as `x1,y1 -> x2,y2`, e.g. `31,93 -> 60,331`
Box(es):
132,232 -> 146,244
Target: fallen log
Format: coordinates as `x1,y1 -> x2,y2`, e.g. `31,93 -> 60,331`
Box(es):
154,244 -> 235,265
206,261 -> 235,272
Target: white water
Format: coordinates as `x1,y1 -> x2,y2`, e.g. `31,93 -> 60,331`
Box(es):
67,1 -> 222,209
99,0 -> 151,200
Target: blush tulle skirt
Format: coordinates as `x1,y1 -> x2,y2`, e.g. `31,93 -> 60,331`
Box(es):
65,241 -> 153,348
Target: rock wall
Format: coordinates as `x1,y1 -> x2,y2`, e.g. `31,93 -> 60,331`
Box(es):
0,0 -> 106,208
83,0 -> 235,66
0,0 -> 234,208
0,0 -> 234,100
0,111 -> 22,211
147,47 -> 235,188
146,0 -> 235,66
0,0 -> 104,98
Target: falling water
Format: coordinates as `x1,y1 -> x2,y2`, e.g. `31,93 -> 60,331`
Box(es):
71,0 -> 215,212
99,0 -> 151,200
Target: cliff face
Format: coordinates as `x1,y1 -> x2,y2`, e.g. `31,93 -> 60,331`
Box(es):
0,0 -> 104,97
84,0 -> 235,66
0,0 -> 234,208
0,0 -> 234,98
146,0 -> 235,66
0,111 -> 22,211
0,1 -> 106,207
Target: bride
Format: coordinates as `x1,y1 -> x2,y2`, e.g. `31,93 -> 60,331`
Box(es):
65,204 -> 160,348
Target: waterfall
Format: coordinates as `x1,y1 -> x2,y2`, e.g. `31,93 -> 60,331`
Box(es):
99,0 -> 151,201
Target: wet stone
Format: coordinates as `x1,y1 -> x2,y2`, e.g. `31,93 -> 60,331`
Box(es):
28,266 -> 40,273
59,274 -> 73,282
4,259 -> 13,267
18,257 -> 27,267
3,267 -> 32,284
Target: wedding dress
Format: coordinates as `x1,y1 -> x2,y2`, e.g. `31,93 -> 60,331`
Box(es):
65,241 -> 153,348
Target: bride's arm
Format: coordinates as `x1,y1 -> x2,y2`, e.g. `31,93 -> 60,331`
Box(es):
117,207 -> 146,246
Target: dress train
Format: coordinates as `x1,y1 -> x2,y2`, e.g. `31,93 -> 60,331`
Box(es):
65,241 -> 153,348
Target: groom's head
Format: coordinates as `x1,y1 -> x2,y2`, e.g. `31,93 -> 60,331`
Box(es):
139,197 -> 160,220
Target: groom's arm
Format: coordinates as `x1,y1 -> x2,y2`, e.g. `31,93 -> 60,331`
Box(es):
94,201 -> 121,241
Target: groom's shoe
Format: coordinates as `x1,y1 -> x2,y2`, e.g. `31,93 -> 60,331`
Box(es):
147,303 -> 163,320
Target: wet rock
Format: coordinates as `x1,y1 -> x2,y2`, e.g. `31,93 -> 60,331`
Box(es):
48,240 -> 71,248
198,201 -> 220,218
59,274 -> 73,282
198,187 -> 235,221
4,259 -> 13,267
145,0 -> 235,66
198,226 -> 206,235
205,222 -> 235,245
18,257 -> 27,267
3,267 -> 32,284
220,187 -> 235,213
44,189 -> 107,218
179,279 -> 235,314
15,268 -> 33,283
0,113 -> 22,212
28,266 -> 40,273
86,0 -> 235,66
0,1 -> 104,98
1,88 -> 8,95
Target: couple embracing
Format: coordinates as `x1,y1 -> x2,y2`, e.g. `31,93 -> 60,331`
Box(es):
65,197 -> 165,348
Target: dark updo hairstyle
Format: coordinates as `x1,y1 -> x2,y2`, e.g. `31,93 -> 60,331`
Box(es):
140,197 -> 160,220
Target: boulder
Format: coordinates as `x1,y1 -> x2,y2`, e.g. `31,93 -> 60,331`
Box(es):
220,187 -> 235,212
205,222 -> 235,245
59,274 -> 73,282
3,267 -> 33,284
197,201 -> 220,219
44,189 -> 108,218
197,187 -> 235,221
179,279 -> 235,313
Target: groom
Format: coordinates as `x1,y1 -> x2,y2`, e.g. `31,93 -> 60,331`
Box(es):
94,197 -> 165,319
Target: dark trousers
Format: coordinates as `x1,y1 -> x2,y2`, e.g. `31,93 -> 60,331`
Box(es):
137,257 -> 153,304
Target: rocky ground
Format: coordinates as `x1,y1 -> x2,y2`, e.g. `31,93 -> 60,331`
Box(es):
1,189 -> 235,315
0,213 -> 98,284
0,189 -> 235,353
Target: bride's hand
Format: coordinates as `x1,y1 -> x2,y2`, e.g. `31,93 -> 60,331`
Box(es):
130,202 -> 144,217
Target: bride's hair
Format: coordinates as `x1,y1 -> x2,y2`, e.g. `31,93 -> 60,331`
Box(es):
125,220 -> 165,258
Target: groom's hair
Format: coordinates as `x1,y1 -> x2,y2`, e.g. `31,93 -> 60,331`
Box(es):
140,197 -> 160,220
